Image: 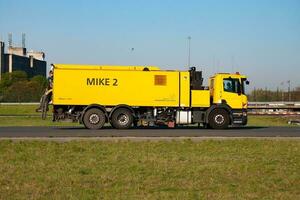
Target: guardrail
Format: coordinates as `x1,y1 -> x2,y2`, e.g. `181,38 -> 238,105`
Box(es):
248,102 -> 300,115
248,111 -> 300,115
248,102 -> 300,109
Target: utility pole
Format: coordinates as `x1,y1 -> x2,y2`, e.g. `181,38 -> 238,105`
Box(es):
130,47 -> 135,65
8,33 -> 12,47
231,56 -> 235,73
287,80 -> 291,101
280,82 -> 284,101
22,33 -> 26,48
187,36 -> 191,69
253,87 -> 256,101
276,87 -> 279,101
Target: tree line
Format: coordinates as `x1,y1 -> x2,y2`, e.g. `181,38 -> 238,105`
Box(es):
0,71 -> 47,102
248,87 -> 300,102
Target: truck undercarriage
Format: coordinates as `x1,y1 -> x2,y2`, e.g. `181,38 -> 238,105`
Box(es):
52,104 -> 247,129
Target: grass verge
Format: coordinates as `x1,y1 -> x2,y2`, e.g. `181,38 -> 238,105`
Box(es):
0,105 -> 79,127
247,115 -> 299,127
0,140 -> 299,199
0,105 -> 39,115
0,116 -> 80,127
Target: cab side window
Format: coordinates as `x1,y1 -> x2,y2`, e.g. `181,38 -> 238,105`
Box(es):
223,78 -> 239,93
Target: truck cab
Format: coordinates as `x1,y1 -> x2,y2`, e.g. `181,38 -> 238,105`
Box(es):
208,73 -> 249,127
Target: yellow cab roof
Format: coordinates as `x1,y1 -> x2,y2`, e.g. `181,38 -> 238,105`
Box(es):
211,72 -> 247,79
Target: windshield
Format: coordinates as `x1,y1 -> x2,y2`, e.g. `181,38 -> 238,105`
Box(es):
223,78 -> 249,95
223,78 -> 240,93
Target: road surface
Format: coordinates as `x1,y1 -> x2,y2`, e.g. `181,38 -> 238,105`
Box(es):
0,126 -> 299,138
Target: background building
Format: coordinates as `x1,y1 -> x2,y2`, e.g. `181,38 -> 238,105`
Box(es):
0,34 -> 46,80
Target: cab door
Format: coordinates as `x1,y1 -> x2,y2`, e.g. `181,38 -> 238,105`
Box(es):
221,78 -> 244,109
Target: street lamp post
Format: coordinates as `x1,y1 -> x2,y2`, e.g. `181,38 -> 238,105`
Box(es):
187,36 -> 191,69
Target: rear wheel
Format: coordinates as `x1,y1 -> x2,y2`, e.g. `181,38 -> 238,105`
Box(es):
208,109 -> 230,129
83,108 -> 106,129
111,108 -> 134,129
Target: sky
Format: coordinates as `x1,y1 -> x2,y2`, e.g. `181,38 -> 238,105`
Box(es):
0,0 -> 299,90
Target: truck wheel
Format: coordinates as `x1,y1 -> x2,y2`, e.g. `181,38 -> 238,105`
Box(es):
83,108 -> 106,129
208,109 -> 230,129
111,108 -> 133,129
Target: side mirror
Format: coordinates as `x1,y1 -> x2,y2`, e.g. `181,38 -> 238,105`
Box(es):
246,80 -> 250,85
238,82 -> 242,95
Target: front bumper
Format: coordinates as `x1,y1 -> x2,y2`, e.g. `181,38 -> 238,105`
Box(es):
231,109 -> 247,125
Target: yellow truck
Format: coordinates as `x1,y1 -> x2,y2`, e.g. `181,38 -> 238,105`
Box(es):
51,64 -> 249,129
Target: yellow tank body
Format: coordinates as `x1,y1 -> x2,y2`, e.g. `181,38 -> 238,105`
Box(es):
53,64 -> 189,107
191,90 -> 210,107
179,72 -> 190,107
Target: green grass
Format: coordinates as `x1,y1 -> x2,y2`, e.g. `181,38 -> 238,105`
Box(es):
247,115 -> 298,127
0,116 -> 81,127
0,105 -> 39,115
0,105 -> 79,127
0,140 -> 299,199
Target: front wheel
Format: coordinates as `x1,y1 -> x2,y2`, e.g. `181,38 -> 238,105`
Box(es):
208,109 -> 230,129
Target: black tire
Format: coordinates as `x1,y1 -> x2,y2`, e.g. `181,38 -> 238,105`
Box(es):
111,108 -> 134,129
83,108 -> 106,129
208,109 -> 230,129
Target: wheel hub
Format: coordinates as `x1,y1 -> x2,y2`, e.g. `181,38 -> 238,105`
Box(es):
89,114 -> 100,124
117,114 -> 129,125
215,114 -> 225,124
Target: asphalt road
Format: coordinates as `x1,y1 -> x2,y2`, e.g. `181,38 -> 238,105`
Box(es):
0,126 -> 299,138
